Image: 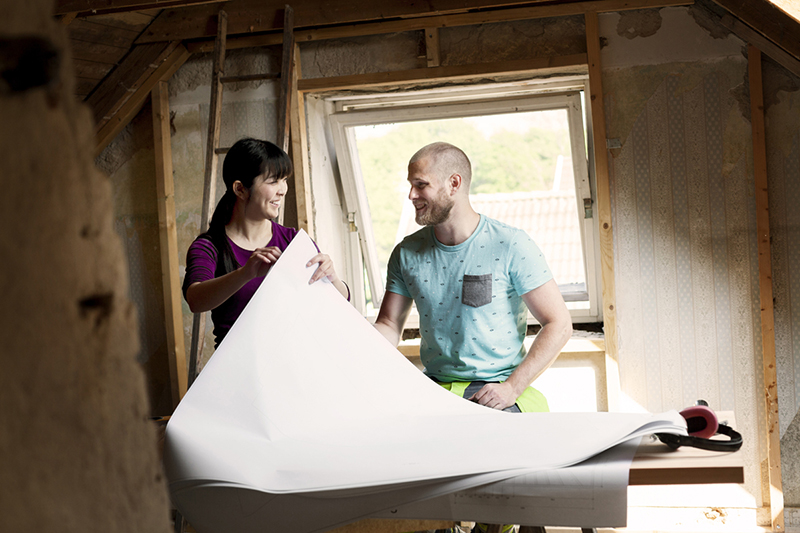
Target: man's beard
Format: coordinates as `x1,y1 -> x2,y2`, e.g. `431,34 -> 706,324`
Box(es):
415,192 -> 454,226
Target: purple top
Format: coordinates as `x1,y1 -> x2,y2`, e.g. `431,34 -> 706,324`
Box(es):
182,221 -> 303,347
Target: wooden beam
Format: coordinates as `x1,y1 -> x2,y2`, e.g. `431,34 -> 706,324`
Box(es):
715,9 -> 800,78
188,9 -> 227,387
712,0 -> 800,62
94,42 -> 190,157
277,4 -> 294,153
151,79 -> 188,408
146,0 -> 693,45
54,0 -> 225,17
584,11 -> 618,411
89,40 -> 177,128
326,519 -> 455,533
297,53 -> 587,93
425,27 -> 441,68
289,43 -> 313,236
749,44 -> 785,533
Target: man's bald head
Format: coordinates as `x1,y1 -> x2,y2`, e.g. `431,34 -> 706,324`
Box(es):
409,142 -> 472,189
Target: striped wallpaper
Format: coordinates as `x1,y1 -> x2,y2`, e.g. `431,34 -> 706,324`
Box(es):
609,70 -> 769,504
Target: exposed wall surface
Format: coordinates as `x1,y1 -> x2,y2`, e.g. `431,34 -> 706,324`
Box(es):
0,1 -> 171,531
97,0 -> 800,521
600,4 -> 800,512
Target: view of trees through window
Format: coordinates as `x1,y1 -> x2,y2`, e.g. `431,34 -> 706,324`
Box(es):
353,109 -> 585,309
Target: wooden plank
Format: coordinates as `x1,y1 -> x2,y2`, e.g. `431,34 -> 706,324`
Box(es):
151,79 -> 189,408
425,27 -> 440,68
68,18 -> 141,48
89,40 -> 177,128
297,54 -> 588,93
713,0 -> 800,61
60,12 -> 78,25
221,72 -> 280,83
73,57 -> 116,80
94,43 -> 190,157
584,11 -> 618,411
69,38 -> 129,64
749,44 -> 785,533
277,4 -> 294,153
289,43 -> 313,236
188,10 -> 227,387
84,11 -> 157,31
144,0 -> 693,45
75,77 -> 98,98
326,519 -> 455,533
54,0 -> 225,16
715,9 -> 800,78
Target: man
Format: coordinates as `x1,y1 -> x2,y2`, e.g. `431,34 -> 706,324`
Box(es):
374,142 -> 572,412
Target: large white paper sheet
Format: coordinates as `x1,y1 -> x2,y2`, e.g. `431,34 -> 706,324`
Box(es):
164,231 -> 686,532
376,438 -> 641,528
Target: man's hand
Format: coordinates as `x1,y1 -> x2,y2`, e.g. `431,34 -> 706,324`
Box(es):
469,382 -> 518,410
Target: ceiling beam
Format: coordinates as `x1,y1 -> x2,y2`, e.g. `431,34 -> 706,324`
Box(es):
54,0 -> 226,17
93,43 -> 191,157
711,0 -> 800,63
696,0 -> 800,77
296,53 -> 588,93
139,0 -> 692,44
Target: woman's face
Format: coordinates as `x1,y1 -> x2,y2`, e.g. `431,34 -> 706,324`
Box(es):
245,173 -> 288,220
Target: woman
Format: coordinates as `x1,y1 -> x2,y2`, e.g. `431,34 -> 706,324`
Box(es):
183,137 -> 349,348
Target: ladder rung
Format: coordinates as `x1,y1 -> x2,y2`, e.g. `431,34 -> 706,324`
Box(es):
221,73 -> 280,84
215,147 -> 230,155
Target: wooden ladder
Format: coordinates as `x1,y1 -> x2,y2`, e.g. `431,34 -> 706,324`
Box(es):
186,5 -> 296,389
175,6 -> 295,533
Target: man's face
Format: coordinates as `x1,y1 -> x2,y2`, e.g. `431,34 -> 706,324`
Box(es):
407,158 -> 454,227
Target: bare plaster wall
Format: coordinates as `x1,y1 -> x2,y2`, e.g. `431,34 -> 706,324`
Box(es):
0,1 -> 171,531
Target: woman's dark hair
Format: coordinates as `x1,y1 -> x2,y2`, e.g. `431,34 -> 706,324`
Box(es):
199,137 -> 293,275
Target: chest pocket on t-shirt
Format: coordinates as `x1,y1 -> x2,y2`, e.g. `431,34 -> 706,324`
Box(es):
462,273 -> 492,308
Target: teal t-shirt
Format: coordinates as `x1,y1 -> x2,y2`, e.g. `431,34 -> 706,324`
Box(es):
386,215 -> 553,382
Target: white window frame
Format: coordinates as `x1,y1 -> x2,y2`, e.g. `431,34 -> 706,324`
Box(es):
328,78 -> 602,324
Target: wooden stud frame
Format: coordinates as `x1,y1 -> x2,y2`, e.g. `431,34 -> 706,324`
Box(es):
749,44 -> 785,532
151,80 -> 188,407
584,11 -> 618,410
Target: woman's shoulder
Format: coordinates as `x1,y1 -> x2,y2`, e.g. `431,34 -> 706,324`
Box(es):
271,222 -> 299,247
187,234 -> 219,261
190,234 -> 218,250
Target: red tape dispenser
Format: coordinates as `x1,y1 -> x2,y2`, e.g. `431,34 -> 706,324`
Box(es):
656,400 -> 743,452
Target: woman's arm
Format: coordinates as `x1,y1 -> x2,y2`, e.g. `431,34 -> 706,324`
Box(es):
185,246 -> 282,312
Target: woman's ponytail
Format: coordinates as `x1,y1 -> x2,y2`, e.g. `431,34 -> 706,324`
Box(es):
201,189 -> 238,275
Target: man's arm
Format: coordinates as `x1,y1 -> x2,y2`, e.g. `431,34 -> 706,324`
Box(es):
373,291 -> 414,347
470,278 -> 572,410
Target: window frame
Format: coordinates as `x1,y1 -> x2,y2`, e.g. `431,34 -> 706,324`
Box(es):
328,79 -> 602,324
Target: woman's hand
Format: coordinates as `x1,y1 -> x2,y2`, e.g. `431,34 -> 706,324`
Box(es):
306,253 -> 338,284
242,246 -> 283,280
306,253 -> 350,299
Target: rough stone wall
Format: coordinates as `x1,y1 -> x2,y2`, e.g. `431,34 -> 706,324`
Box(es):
0,1 -> 172,531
